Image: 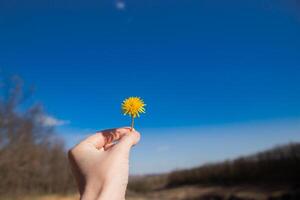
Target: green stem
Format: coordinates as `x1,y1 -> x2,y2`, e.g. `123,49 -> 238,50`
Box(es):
130,116 -> 134,131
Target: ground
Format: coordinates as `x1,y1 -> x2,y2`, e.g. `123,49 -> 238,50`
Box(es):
3,185 -> 297,200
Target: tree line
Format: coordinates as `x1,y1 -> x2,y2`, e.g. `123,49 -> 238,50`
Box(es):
0,76 -> 75,196
167,142 -> 300,188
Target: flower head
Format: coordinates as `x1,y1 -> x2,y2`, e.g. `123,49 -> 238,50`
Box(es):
122,97 -> 146,118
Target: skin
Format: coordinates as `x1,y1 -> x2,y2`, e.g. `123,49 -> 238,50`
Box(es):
68,127 -> 140,200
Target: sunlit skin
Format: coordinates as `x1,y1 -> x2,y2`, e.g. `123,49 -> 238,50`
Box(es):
68,127 -> 140,200
67,98 -> 144,200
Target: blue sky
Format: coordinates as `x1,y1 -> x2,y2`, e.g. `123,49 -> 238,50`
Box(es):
1,0 -> 300,174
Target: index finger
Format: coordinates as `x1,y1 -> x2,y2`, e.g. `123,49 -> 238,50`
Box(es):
83,127 -> 131,149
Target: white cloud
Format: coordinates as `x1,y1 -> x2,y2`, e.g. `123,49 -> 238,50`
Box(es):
39,115 -> 70,127
116,1 -> 126,10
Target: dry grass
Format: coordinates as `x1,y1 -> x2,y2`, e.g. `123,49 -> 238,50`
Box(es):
0,185 -> 296,200
127,185 -> 296,200
0,194 -> 79,200
28,195 -> 79,200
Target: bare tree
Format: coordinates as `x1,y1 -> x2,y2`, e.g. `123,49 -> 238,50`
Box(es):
0,76 -> 75,196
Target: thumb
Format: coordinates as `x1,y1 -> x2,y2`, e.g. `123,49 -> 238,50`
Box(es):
114,129 -> 141,151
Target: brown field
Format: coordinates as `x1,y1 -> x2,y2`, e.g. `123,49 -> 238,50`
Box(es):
0,195 -> 78,200
2,185 -> 297,200
128,185 -> 298,200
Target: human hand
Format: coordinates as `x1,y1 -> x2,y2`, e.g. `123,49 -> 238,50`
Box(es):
68,127 -> 140,200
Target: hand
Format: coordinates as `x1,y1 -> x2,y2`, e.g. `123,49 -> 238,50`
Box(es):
68,127 -> 140,200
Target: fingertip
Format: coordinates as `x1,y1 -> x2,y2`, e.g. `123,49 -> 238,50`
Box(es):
115,129 -> 141,149
131,130 -> 141,145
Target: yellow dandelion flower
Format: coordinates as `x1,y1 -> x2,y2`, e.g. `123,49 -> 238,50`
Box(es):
122,97 -> 146,130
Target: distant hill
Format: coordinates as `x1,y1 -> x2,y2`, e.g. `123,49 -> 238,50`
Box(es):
128,142 -> 300,192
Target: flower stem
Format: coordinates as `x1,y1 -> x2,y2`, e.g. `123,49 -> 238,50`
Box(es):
130,116 -> 134,131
